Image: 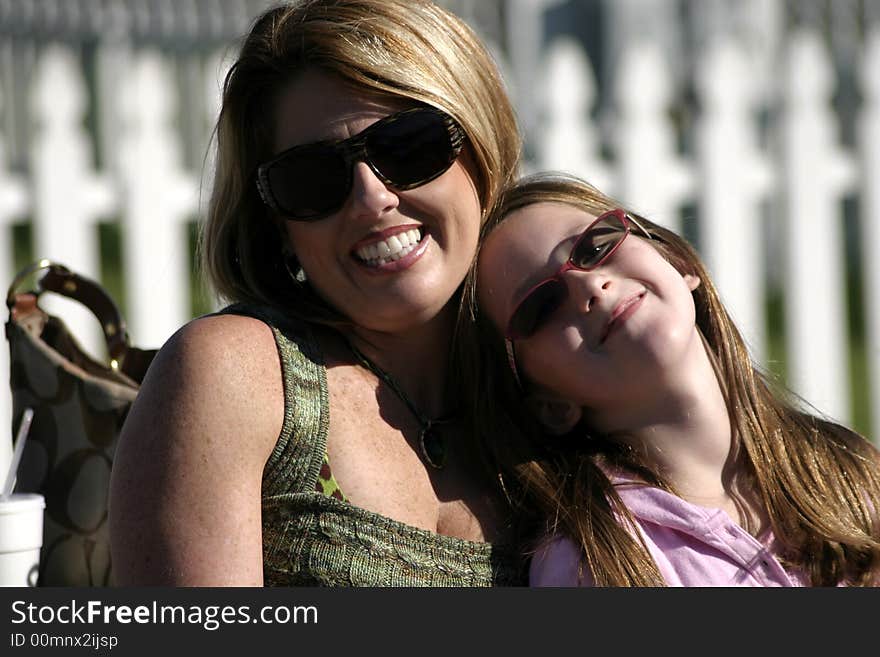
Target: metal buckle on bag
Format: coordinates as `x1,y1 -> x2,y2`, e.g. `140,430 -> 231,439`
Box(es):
6,259 -> 130,368
5,259 -> 63,308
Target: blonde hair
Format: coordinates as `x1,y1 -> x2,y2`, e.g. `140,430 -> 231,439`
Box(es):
201,0 -> 521,322
460,172 -> 880,586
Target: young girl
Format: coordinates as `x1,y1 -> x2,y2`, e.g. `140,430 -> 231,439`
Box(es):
465,173 -> 880,586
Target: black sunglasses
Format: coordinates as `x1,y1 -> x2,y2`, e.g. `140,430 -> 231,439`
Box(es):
255,106 -> 465,221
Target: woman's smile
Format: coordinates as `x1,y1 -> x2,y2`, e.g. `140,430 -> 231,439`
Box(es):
352,225 -> 430,270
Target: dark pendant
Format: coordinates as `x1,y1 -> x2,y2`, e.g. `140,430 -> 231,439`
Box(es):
419,422 -> 446,469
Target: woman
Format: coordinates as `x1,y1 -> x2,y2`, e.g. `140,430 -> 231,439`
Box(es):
108,0 -> 523,586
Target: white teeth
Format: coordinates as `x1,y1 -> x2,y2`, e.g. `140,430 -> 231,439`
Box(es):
355,228 -> 423,266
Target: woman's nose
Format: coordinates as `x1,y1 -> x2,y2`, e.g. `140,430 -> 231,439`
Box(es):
346,161 -> 399,219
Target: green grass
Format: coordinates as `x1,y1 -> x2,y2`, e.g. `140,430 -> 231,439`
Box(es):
765,284 -> 872,440
849,336 -> 870,438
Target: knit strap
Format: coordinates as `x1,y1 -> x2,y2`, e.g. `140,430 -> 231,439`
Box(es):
214,303 -> 330,498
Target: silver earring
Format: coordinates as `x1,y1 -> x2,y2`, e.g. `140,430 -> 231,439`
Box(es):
283,256 -> 308,284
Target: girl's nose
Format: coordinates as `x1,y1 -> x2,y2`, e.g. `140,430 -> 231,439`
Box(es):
564,269 -> 612,313
346,161 -> 399,219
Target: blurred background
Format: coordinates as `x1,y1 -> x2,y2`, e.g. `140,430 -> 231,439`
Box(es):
0,0 -> 878,475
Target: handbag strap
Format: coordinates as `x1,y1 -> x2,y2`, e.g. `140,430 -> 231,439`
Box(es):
6,260 -> 130,365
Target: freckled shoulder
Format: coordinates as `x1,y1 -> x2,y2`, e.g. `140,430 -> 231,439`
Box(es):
109,312 -> 284,584
154,313 -> 285,459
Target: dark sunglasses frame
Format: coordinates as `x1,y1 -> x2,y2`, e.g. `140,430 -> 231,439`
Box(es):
255,106 -> 465,221
503,208 -> 652,388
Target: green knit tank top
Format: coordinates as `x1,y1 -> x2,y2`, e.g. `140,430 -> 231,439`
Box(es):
220,304 -> 523,586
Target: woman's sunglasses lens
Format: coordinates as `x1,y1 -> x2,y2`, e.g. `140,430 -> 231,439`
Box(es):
508,280 -> 566,340
269,149 -> 349,219
368,111 -> 455,187
264,109 -> 457,219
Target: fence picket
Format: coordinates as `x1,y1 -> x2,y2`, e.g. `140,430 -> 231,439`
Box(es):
695,37 -> 774,362
540,37 -> 613,193
614,40 -> 693,230
0,75 -> 28,470
30,45 -> 115,360
117,50 -> 197,349
781,29 -> 856,424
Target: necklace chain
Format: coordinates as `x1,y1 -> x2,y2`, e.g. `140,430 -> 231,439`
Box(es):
348,341 -> 451,469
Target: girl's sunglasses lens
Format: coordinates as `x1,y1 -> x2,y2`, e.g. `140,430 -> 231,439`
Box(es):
570,214 -> 628,269
368,110 -> 456,187
269,149 -> 349,219
508,280 -> 566,340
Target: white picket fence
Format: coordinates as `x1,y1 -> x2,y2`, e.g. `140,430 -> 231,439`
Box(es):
0,3 -> 878,479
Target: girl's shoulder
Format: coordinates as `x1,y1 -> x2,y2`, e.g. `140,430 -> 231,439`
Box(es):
528,535 -> 594,587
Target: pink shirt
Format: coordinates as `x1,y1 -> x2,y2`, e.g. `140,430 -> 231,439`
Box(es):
530,479 -> 809,587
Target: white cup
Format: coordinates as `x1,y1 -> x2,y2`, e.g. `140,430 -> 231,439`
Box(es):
0,493 -> 45,587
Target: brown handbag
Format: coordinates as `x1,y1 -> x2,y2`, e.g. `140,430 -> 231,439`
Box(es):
5,260 -> 157,586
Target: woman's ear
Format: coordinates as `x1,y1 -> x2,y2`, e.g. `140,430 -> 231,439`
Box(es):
527,392 -> 582,435
683,273 -> 701,291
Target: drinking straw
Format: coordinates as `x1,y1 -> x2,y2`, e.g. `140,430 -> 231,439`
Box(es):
1,408 -> 35,498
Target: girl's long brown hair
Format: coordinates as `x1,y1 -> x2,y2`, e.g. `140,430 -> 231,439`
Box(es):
458,173 -> 880,586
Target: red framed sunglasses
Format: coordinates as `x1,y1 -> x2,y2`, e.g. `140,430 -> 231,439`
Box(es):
503,208 -> 652,386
